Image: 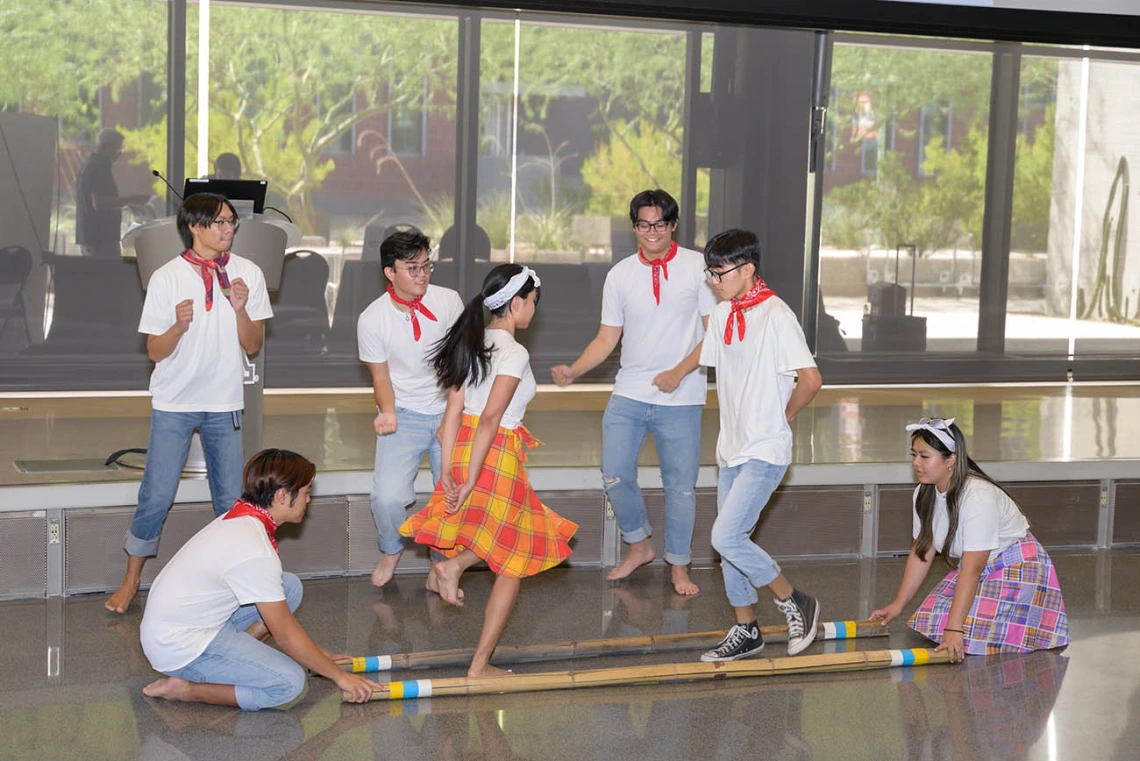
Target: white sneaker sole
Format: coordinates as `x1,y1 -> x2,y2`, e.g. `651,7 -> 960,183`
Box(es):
700,642 -> 765,662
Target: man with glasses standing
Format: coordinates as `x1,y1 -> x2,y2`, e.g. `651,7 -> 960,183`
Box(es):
357,230 -> 463,589
552,189 -> 715,596
107,193 -> 273,613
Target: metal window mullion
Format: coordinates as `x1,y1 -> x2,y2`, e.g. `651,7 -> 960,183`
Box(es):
167,0 -> 187,215
976,45 -> 1021,355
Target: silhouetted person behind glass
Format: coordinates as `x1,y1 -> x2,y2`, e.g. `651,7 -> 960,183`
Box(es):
75,129 -> 150,258
213,152 -> 242,180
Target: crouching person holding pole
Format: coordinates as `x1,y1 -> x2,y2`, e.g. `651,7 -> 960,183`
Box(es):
140,449 -> 380,709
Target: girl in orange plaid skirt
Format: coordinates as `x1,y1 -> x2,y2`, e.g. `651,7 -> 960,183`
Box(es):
400,263 -> 578,677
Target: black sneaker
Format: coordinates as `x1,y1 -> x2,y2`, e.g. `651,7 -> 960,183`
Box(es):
774,589 -> 820,656
700,622 -> 765,662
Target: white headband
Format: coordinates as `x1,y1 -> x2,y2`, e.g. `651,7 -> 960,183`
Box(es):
484,266 -> 541,310
906,417 -> 957,452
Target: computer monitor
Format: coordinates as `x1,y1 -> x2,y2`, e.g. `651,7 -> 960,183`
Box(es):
182,178 -> 267,215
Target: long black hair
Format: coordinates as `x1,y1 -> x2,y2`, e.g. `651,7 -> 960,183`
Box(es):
911,421 -> 1013,568
431,263 -> 541,390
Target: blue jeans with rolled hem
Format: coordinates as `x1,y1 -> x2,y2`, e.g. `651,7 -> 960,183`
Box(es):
165,572 -> 306,711
126,410 -> 244,557
601,395 -> 702,566
712,459 -> 788,608
370,407 -> 443,556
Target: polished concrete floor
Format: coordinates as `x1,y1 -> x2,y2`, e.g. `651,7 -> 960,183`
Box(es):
0,551 -> 1136,761
3,383 -> 1140,486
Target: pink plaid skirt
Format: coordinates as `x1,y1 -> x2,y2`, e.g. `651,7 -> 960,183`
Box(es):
908,533 -> 1069,655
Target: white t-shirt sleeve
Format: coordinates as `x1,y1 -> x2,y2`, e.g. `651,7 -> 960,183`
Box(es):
956,482 -> 1001,553
495,343 -> 530,379
599,270 -> 624,327
697,277 -> 717,317
772,306 -> 817,376
698,312 -> 721,368
357,309 -> 388,364
222,555 -> 286,606
138,271 -> 175,336
911,485 -> 922,540
241,264 -> 273,321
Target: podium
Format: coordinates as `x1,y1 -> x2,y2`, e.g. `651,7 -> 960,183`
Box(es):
123,215 -> 299,470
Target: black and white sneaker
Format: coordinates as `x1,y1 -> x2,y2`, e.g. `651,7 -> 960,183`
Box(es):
774,589 -> 820,656
700,622 -> 765,662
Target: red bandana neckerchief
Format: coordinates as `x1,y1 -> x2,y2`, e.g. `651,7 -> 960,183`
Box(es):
724,279 -> 776,345
181,249 -> 231,312
638,241 -> 679,305
223,499 -> 279,553
387,284 -> 438,341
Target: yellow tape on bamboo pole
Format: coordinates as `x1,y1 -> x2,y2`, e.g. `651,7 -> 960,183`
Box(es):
336,619 -> 887,673
343,647 -> 951,702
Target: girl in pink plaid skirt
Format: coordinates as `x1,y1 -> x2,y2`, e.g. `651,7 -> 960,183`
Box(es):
871,418 -> 1069,661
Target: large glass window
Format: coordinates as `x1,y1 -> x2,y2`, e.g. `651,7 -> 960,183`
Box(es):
0,0 -> 167,388
818,42 -> 992,359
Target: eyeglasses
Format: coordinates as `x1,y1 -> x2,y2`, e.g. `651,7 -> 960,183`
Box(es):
397,262 -> 435,277
633,219 -> 673,233
211,217 -> 240,231
704,262 -> 748,283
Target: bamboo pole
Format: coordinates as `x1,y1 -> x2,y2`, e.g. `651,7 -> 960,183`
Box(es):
344,647 -> 950,702
336,619 -> 886,673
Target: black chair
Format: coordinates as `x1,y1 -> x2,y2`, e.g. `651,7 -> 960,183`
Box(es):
267,250 -> 331,350
0,245 -> 33,346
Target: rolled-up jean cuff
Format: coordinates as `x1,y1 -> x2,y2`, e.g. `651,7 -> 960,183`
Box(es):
664,552 -> 692,567
379,536 -> 407,556
620,526 -> 651,544
125,531 -> 160,558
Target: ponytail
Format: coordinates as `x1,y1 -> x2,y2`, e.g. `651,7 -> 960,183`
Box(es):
431,263 -> 541,390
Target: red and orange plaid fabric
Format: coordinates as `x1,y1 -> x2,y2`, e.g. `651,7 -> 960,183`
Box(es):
400,414 -> 577,578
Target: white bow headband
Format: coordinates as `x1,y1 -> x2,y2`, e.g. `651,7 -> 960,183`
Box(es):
906,417 -> 957,452
484,266 -> 541,310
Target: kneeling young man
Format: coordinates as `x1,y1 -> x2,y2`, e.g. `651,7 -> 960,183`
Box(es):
697,229 -> 824,661
141,449 -> 380,709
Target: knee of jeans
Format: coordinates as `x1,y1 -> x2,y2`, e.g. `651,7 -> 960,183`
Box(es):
709,518 -> 741,555
266,662 -> 307,707
282,573 -> 304,612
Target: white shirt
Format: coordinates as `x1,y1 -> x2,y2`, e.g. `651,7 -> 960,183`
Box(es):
912,476 -> 1030,559
140,514 -> 285,672
357,284 -> 464,415
600,247 -> 716,406
463,329 -> 535,430
138,254 -> 273,412
699,296 -> 816,468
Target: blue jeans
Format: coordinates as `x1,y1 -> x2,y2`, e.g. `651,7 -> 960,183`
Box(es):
126,409 -> 244,557
601,395 -> 702,566
712,459 -> 788,608
166,572 -> 306,711
371,407 -> 443,555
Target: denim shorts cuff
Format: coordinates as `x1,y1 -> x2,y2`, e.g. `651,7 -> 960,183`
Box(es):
621,527 -> 651,544
233,684 -> 260,712
664,552 -> 692,567
124,532 -> 159,558
751,567 -> 781,589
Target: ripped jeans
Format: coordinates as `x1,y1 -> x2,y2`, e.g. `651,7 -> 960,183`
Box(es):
601,395 -> 702,566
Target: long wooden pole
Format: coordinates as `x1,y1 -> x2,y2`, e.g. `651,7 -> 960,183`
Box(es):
344,647 -> 950,702
336,619 -> 885,673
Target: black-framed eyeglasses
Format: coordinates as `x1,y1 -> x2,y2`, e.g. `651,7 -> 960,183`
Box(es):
633,219 -> 672,233
704,262 -> 748,283
211,217 -> 240,231
397,261 -> 435,277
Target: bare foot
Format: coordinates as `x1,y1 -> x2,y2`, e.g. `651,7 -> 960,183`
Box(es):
105,578 -> 140,614
670,564 -> 700,596
431,560 -> 465,606
143,676 -> 192,702
370,551 -> 402,588
426,566 -> 464,602
606,540 -> 655,582
467,664 -> 513,678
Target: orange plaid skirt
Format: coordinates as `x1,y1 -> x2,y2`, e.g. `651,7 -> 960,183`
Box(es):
399,414 -> 577,578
